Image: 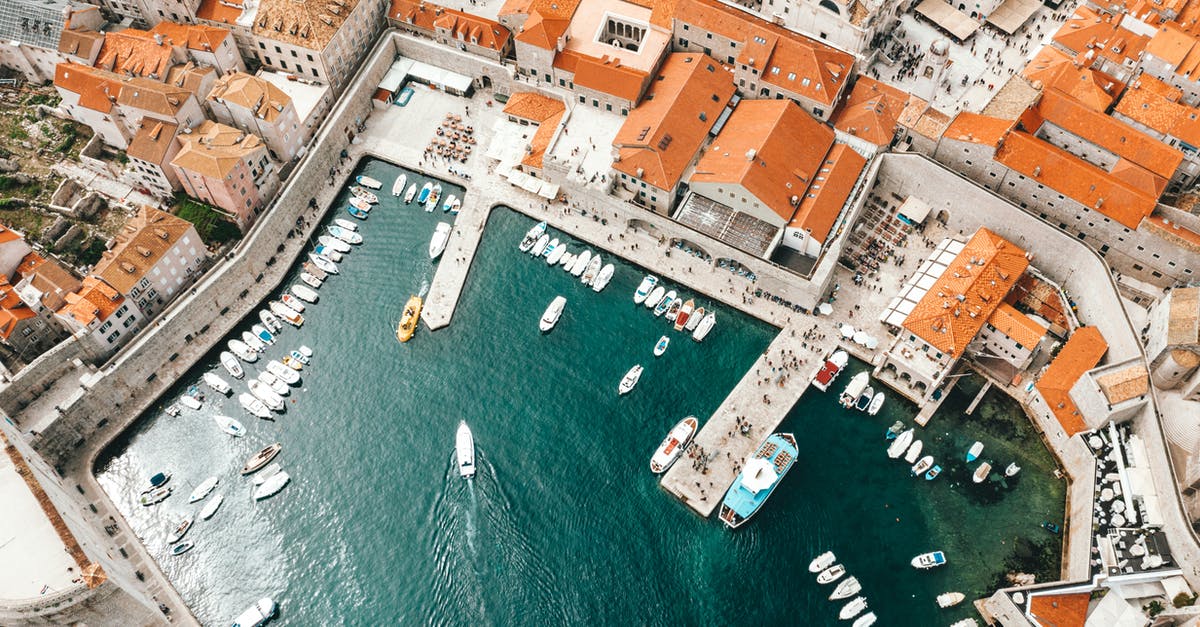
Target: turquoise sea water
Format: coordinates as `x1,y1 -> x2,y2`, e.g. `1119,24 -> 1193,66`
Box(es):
97,158 -> 1064,625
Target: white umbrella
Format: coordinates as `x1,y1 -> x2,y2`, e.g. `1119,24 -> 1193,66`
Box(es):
1099,488 -> 1114,501
818,303 -> 833,316
840,324 -> 856,338
1112,500 -> 1126,513
1111,513 -> 1126,527
864,336 -> 880,350
1088,435 -> 1103,449
853,330 -> 870,345
740,458 -> 778,493
1129,544 -> 1146,557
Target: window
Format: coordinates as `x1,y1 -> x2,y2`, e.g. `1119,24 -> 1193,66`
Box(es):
107,331 -> 120,343
699,112 -> 707,121
307,54 -> 314,61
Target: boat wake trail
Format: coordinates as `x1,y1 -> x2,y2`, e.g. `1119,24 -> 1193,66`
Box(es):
465,454 -> 478,554
418,279 -> 430,299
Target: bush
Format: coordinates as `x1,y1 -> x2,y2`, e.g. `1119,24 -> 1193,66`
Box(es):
1173,592 -> 1196,608
1146,600 -> 1165,617
175,198 -> 241,246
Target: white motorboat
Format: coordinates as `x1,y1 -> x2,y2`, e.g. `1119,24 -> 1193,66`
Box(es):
456,421 -> 476,479
540,296 -> 566,332
937,592 -> 966,608
238,393 -> 271,419
633,275 -> 658,304
649,416 -> 698,473
318,235 -> 351,254
267,360 -> 300,384
178,394 -> 202,410
570,250 -> 591,277
140,487 -> 171,507
299,272 -> 323,289
241,331 -> 265,352
518,221 -> 546,252
664,297 -> 683,322
199,494 -> 223,520
170,541 -> 194,556
839,372 -> 868,408
817,564 -> 846,584
653,336 -> 669,357
269,301 -> 304,327
328,225 -> 362,245
392,173 -> 407,197
188,476 -> 219,504
258,371 -> 289,397
973,462 -> 992,484
904,440 -> 923,464
254,471 -> 290,500
809,551 -> 836,573
692,312 -> 716,341
687,307 -> 704,332
581,255 -> 602,286
429,222 -> 452,260
887,429 -> 914,459
643,285 -> 666,309
654,290 -> 677,317
251,324 -> 275,345
356,175 -> 382,189
839,596 -> 868,621
966,441 -> 984,463
443,195 -> 461,213
281,293 -> 306,313
252,463 -> 281,486
291,284 -> 319,304
404,183 -> 418,203
1005,463 -> 1021,477
531,234 -> 550,256
248,379 -> 285,411
334,218 -> 359,231
559,252 -> 574,268
231,597 -> 277,627
348,196 -> 373,212
911,455 -> 934,476
424,183 -> 442,212
167,516 -> 193,544
546,243 -> 567,266
259,310 -> 282,333
911,551 -> 947,569
542,238 -> 559,259
350,186 -> 379,204
228,340 -> 258,363
220,352 -> 245,379
307,253 -> 339,275
313,244 -> 344,263
618,365 -> 643,395
830,576 -> 861,601
866,392 -> 885,416
853,613 -> 877,627
203,372 -> 231,395
241,443 -> 282,475
949,620 -> 979,627
213,415 -> 245,437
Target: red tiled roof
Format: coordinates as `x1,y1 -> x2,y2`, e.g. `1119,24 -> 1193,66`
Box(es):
1052,6 -> 1148,67
390,0 -> 511,52
789,144 -> 866,244
503,92 -> 565,169
559,49 -> 650,102
987,302 -> 1046,348
1036,326 -> 1107,437
54,63 -> 123,113
1022,46 -> 1124,112
1114,74 -> 1200,148
1035,89 -> 1182,179
830,77 -> 926,147
60,276 -> 124,326
1029,592 -> 1089,627
942,112 -> 1014,145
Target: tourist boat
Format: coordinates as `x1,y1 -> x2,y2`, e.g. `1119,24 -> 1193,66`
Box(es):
618,365 -> 643,395
167,517 -> 193,544
719,433 -> 798,529
531,234 -> 550,256
347,205 -> 368,220
687,307 -> 704,332
289,349 -> 309,366
692,312 -> 716,342
839,372 -> 869,408
334,218 -> 359,232
540,296 -> 566,332
269,302 -> 304,327
313,244 -> 344,262
213,415 -> 245,437
839,596 -> 868,621
199,493 -> 223,520
350,187 -> 378,204
570,250 -> 592,277
258,372 -> 289,397
830,576 -> 861,601
966,441 -> 984,462
241,331 -> 265,353
812,350 -> 849,392
328,225 -> 362,245
425,184 -> 442,212
397,295 -> 423,343
290,284 -> 319,304
252,324 -> 275,345
542,238 -> 559,258
634,275 -> 658,304
228,339 -> 258,363
937,592 -> 966,608
854,385 -> 874,411
925,465 -> 942,480
904,440 -> 923,464
259,310 -> 282,333
911,551 -> 947,569
254,471 -> 291,500
318,235 -> 351,254
653,336 -> 669,357
248,380 -> 285,411
1005,463 -> 1021,477
973,462 -> 992,484
817,564 -> 846,584
355,175 -> 383,190
581,255 -> 602,285
591,263 -> 614,293
299,272 -> 323,289
809,551 -> 836,573
911,455 -> 934,476
885,421 -> 905,439
178,394 -> 202,411
232,597 -> 277,627
267,360 -> 300,384
546,243 -> 567,266
139,486 -> 171,506
307,252 -> 339,274
649,416 -> 698,474
866,392 -> 885,416
392,174 -> 407,197
170,541 -> 194,557
241,443 -> 282,475
456,421 -> 476,479
664,297 -> 683,322
349,197 -> 373,212
643,286 -> 666,309
949,620 -> 979,627
429,222 -> 452,260
220,352 -> 244,379
887,429 -> 914,459
853,612 -> 877,627
404,183 -> 418,203
239,393 -> 271,419
518,221 -> 546,252
188,476 -> 219,503
654,290 -> 677,317
282,355 -> 304,371
442,194 -> 458,212
673,299 -> 695,331
252,464 -> 281,486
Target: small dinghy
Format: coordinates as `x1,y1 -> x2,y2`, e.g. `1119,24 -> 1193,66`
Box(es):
241,443 -> 282,475
327,225 -> 362,245
281,294 -> 306,313
254,471 -> 291,500
259,310 -> 282,333
291,284 -> 319,304
653,336 -> 669,357
429,222 -> 452,260
618,365 -> 642,395
853,613 -> 877,627
252,324 -> 275,345
307,253 -> 338,275
269,301 -> 304,327
219,351 -> 244,379
355,175 -> 382,189
925,465 -> 942,480
966,441 -> 984,463
318,235 -> 351,254
809,551 -> 836,573
392,173 -> 407,197
300,272 -> 323,289
911,455 -> 934,476
817,564 -> 845,584
1005,463 -> 1021,477
267,360 -> 300,384
839,596 -> 868,621
887,429 -> 914,459
170,541 -> 194,556
203,372 -> 231,395
347,205 -> 368,220
199,494 -> 223,520
937,592 -> 966,608
241,331 -> 265,352
188,476 -> 219,503
252,463 -> 281,486
139,486 -> 171,506
404,183 -> 418,203
167,517 -> 193,544
905,440 -> 923,464
213,415 -> 245,437
228,339 -> 258,363
334,218 -> 358,231
973,462 -> 992,484
866,392 -> 885,416
830,576 -> 861,601
258,372 -> 289,396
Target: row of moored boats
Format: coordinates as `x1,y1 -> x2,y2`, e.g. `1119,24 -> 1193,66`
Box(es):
633,274 -> 714,342
520,221 -> 615,292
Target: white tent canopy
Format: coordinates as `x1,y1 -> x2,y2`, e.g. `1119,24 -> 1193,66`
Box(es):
538,182 -> 560,199
915,0 -> 980,40
741,458 -> 778,493
898,196 -> 931,224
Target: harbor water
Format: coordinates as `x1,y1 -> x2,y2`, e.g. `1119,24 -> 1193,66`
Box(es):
97,158 -> 1064,625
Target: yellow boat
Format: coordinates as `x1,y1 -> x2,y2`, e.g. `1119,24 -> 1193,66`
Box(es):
397,295 -> 422,343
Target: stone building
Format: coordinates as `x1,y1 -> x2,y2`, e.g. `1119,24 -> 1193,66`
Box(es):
388,0 -> 512,62
170,120 -> 280,230
124,120 -> 183,198
1144,287 -> 1200,390
501,91 -> 565,178
1029,326 -> 1107,437
0,1 -> 105,83
207,71 -> 306,161
829,76 -> 929,158
90,206 -> 205,321
55,276 -> 141,357
720,0 -> 903,60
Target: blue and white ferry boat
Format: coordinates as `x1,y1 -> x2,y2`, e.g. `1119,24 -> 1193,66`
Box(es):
718,432 -> 798,529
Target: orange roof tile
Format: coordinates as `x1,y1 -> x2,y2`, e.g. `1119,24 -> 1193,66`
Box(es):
1146,22 -> 1200,81
558,49 -> 650,102
510,0 -> 579,49
209,72 -> 292,122
171,120 -> 266,180
1052,7 -> 1148,67
1022,46 -> 1123,112
1035,90 -> 1182,179
390,0 -> 511,52
0,225 -> 22,246
92,207 -> 195,295
195,0 -> 243,24
789,144 -> 866,244
54,63 -> 123,113
503,92 -> 565,169
60,276 -> 124,326
1144,214 -> 1200,250
1029,592 -> 1089,627
612,53 -> 735,191
1114,74 -> 1200,147
94,28 -> 174,78
942,112 -> 1015,145
127,121 -> 180,166
1036,326 -> 1108,437
902,228 -> 1029,357
149,22 -> 231,52
987,302 -> 1046,348
830,77 -> 926,147
14,252 -> 45,278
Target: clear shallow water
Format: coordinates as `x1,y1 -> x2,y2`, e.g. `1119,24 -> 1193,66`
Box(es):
97,159 -> 1063,625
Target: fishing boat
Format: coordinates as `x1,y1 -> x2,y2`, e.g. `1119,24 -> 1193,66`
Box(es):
719,433 -> 798,529
167,517 -> 193,544
312,244 -> 343,262
178,394 -> 202,410
937,592 -> 966,608
531,234 -> 550,256
228,340 -> 258,363
213,415 -> 245,437
349,196 -> 372,212
267,360 -> 300,384
546,243 -> 567,266
653,336 -> 669,357
812,350 -> 849,392
299,272 -> 323,289
139,486 -> 171,506
252,324 -> 275,345
643,285 -> 666,309
887,429 -> 914,459
429,222 -> 452,260
633,275 -> 658,304
542,238 -> 559,258
334,217 -> 359,231
591,263 -> 614,292
686,306 -> 704,331
854,385 -> 874,411
442,193 -> 458,212
853,612 -> 877,627
290,284 -> 319,304
911,455 -> 934,476
252,464 -> 281,486
392,174 -> 407,197
817,564 -> 846,584
456,421 -> 476,478
809,551 -> 837,573
581,255 -> 602,285
203,372 -> 231,395
904,440 -> 923,464
839,372 -> 868,408
840,597 -> 868,621
570,250 -> 591,277
307,253 -> 338,274
188,477 -> 219,503
347,205 -> 368,220
518,221 -> 547,252
830,576 -> 861,601
170,541 -> 194,556
242,331 -> 265,352
424,183 -> 442,211
289,349 -> 309,366
664,297 -> 682,322
973,462 -> 992,484
618,365 -> 643,395
404,183 -> 418,203
911,551 -> 947,569
220,352 -> 244,379
350,187 -> 378,203
259,310 -> 282,333
673,299 -> 695,331
649,416 -> 698,473
654,290 -> 677,317
253,471 -> 290,500
966,441 -> 984,463
540,296 -> 566,332
885,421 -> 905,439
258,372 -> 289,397
238,393 -> 271,419
241,443 -> 282,475
866,392 -> 885,416
199,494 -> 223,520
925,465 -> 942,480
318,235 -> 351,254
397,295 -> 422,343
327,225 -> 362,245
281,355 -> 303,370
232,598 -> 277,627
248,380 -> 285,411
692,312 -> 716,341
355,175 -> 382,189
269,301 -> 304,327
1005,463 -> 1021,477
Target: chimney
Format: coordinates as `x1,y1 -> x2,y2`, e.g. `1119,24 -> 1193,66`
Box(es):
153,33 -> 164,45
745,148 -> 756,161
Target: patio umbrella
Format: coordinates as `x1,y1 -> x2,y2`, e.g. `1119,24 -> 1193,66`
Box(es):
853,330 -> 870,345
81,563 -> 107,589
1088,435 -> 1103,449
864,336 -> 880,350
1129,544 -> 1146,557
840,324 -> 855,338
1100,488 -> 1114,501
1111,513 -> 1127,527
817,303 -> 833,316
1112,500 -> 1126,513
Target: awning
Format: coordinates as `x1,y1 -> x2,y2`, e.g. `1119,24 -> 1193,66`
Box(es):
915,0 -> 979,41
538,182 -> 560,199
898,196 -> 931,223
379,56 -> 472,95
986,0 -> 1041,34
522,177 -> 542,193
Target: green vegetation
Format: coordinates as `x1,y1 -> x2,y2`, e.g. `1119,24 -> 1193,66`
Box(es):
55,125 -> 78,155
22,93 -> 58,107
175,197 -> 241,246
0,176 -> 43,199
8,126 -> 27,141
1174,592 -> 1197,608
1146,600 -> 1165,617
61,236 -> 108,267
991,537 -> 1060,591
